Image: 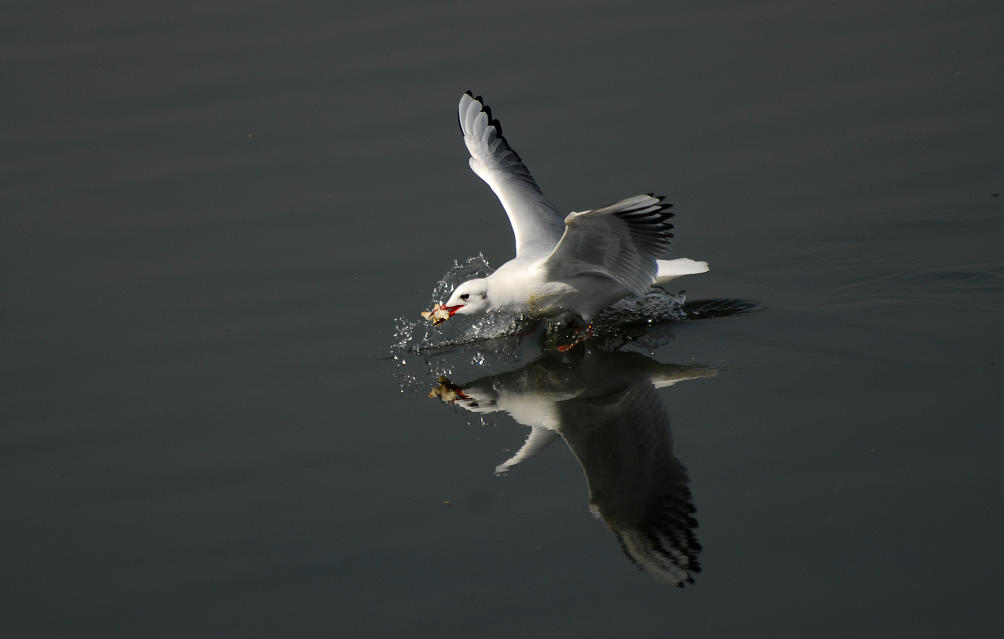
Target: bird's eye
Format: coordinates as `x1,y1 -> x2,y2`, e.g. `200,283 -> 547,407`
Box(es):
460,293 -> 470,301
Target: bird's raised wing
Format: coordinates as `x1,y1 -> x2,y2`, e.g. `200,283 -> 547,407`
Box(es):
538,194 -> 675,297
459,92 -> 566,257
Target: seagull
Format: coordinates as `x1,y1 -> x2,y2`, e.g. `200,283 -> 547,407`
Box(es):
423,91 -> 709,327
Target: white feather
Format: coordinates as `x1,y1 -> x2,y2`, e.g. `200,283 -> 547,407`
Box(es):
458,92 -> 565,257
654,258 -> 710,284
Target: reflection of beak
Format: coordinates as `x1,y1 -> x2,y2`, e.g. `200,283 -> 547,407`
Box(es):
420,303 -> 464,325
428,375 -> 469,402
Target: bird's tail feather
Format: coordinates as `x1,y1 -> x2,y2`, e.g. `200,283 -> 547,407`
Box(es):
654,258 -> 709,284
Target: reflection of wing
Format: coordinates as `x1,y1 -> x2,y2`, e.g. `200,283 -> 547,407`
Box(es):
540,194 -> 675,297
558,378 -> 700,586
459,92 -> 565,257
428,350 -> 708,586
495,426 -> 559,475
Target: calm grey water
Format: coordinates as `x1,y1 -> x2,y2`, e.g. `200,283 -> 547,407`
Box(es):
3,1 -> 1002,637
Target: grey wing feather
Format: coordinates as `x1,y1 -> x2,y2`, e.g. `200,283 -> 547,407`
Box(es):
539,194 -> 675,296
459,92 -> 566,256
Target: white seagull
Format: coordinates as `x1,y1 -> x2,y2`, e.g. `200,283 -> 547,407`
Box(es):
423,91 -> 709,327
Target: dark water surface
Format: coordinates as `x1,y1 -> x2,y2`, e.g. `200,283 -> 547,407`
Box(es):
3,1 -> 1002,637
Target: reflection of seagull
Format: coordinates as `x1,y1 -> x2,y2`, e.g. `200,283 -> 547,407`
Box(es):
422,92 -> 708,326
430,350 -> 714,586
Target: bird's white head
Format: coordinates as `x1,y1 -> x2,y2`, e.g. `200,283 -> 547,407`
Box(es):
443,277 -> 490,318
420,277 -> 491,325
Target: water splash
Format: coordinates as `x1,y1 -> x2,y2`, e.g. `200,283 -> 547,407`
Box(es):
391,254 -> 529,394
392,253 -> 535,354
392,256 -> 695,360
395,253 -> 484,348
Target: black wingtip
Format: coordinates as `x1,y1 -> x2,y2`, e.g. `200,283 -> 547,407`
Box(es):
463,89 -> 474,98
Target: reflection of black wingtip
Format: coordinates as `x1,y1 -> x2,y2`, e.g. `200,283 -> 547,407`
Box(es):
682,298 -> 764,320
608,476 -> 703,587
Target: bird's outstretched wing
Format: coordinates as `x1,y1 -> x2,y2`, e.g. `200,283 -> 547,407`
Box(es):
459,92 -> 566,257
538,194 -> 675,297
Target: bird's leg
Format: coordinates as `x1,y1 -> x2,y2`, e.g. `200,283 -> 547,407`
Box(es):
556,323 -> 594,352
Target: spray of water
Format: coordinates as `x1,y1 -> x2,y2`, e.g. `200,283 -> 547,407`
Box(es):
391,254 -> 690,374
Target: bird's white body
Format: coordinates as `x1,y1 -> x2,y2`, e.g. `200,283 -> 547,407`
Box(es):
486,258 -> 591,316
435,92 -> 709,323
483,256 -> 710,319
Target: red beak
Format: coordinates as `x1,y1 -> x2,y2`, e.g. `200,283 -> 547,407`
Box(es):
442,304 -> 463,317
